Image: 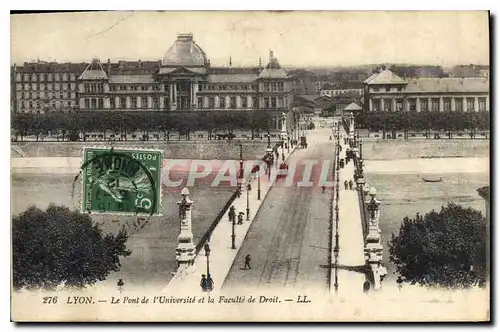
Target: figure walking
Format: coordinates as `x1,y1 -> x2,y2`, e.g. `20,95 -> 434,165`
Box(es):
397,276 -> 404,291
349,179 -> 353,190
244,254 -> 251,270
237,212 -> 244,225
322,185 -> 326,193
344,180 -> 349,190
117,279 -> 124,293
200,274 -> 208,292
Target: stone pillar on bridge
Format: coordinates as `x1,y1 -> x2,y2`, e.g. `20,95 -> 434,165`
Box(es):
364,187 -> 386,291
176,187 -> 196,272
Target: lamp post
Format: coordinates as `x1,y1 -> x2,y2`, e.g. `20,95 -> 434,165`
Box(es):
246,183 -> 250,221
231,210 -> 236,249
238,143 -> 244,196
257,164 -> 261,200
204,242 -> 211,277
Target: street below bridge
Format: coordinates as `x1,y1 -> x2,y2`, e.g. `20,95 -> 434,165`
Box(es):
222,127 -> 336,293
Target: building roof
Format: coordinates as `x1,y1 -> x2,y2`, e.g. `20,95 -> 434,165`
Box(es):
259,51 -> 287,79
364,69 -> 407,85
477,186 -> 490,200
405,77 -> 489,93
343,102 -> 362,111
207,73 -> 258,83
78,59 -> 108,80
109,75 -> 155,84
14,62 -> 88,74
162,33 -> 208,67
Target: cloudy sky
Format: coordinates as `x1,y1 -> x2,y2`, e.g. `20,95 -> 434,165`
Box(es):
10,11 -> 489,67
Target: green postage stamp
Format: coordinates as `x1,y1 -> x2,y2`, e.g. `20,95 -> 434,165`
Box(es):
81,147 -> 163,216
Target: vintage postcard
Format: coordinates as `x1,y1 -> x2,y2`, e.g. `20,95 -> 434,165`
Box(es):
10,11 -> 490,322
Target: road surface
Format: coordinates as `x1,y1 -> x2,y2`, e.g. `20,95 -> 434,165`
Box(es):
222,128 -> 336,292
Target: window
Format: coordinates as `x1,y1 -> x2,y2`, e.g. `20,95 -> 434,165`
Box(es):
98,98 -> 103,109
271,97 -> 277,108
383,98 -> 392,111
264,98 -> 270,108
408,99 -> 416,111
141,86 -> 148,91
272,82 -> 277,92
385,86 -> 390,92
278,82 -> 284,92
31,74 -> 36,81
198,97 -> 203,109
230,97 -> 236,108
110,98 -> 115,109
241,97 -> 247,108
63,73 -> 67,81
91,98 -> 97,109
372,99 -> 381,111
163,98 -> 169,110
396,99 -> 403,111
120,97 -> 126,108
467,98 -> 474,111
131,97 -> 137,108
209,97 -> 215,108
141,97 -> 147,109
55,74 -> 60,81
23,74 -> 28,81
84,83 -> 89,93
32,83 -> 37,90
249,97 -> 254,108
63,83 -> 68,91
70,74 -> 75,81
420,99 -> 428,112
478,98 -> 486,111
397,87 -> 403,92
443,98 -> 451,111
85,99 -> 90,109
152,97 -> 158,109
432,98 -> 440,112
132,86 -> 138,91
29,101 -> 33,108
455,98 -> 463,111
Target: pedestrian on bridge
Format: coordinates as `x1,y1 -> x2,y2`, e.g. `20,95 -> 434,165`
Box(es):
344,180 -> 348,190
349,180 -> 353,190
244,254 -> 252,270
322,185 -> 326,193
200,274 -> 208,292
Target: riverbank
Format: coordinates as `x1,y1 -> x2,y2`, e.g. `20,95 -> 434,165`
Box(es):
362,139 -> 489,160
364,157 -> 488,174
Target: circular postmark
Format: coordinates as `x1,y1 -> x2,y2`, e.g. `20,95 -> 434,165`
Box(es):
73,147 -> 162,216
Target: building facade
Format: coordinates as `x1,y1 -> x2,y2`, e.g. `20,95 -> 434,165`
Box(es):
12,33 -> 294,130
364,69 -> 490,113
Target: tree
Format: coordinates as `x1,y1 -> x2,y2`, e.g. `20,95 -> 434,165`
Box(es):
389,203 -> 486,289
12,205 -> 131,291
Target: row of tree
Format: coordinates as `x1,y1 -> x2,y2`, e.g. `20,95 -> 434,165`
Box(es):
355,111 -> 490,139
12,111 -> 276,142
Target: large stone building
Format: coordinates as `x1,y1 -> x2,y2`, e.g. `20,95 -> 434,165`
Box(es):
11,33 -> 294,130
364,69 -> 490,113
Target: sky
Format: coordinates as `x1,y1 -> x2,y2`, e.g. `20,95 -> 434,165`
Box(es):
10,11 -> 490,68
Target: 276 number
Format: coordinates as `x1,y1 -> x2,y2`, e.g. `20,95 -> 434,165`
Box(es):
42,296 -> 58,304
